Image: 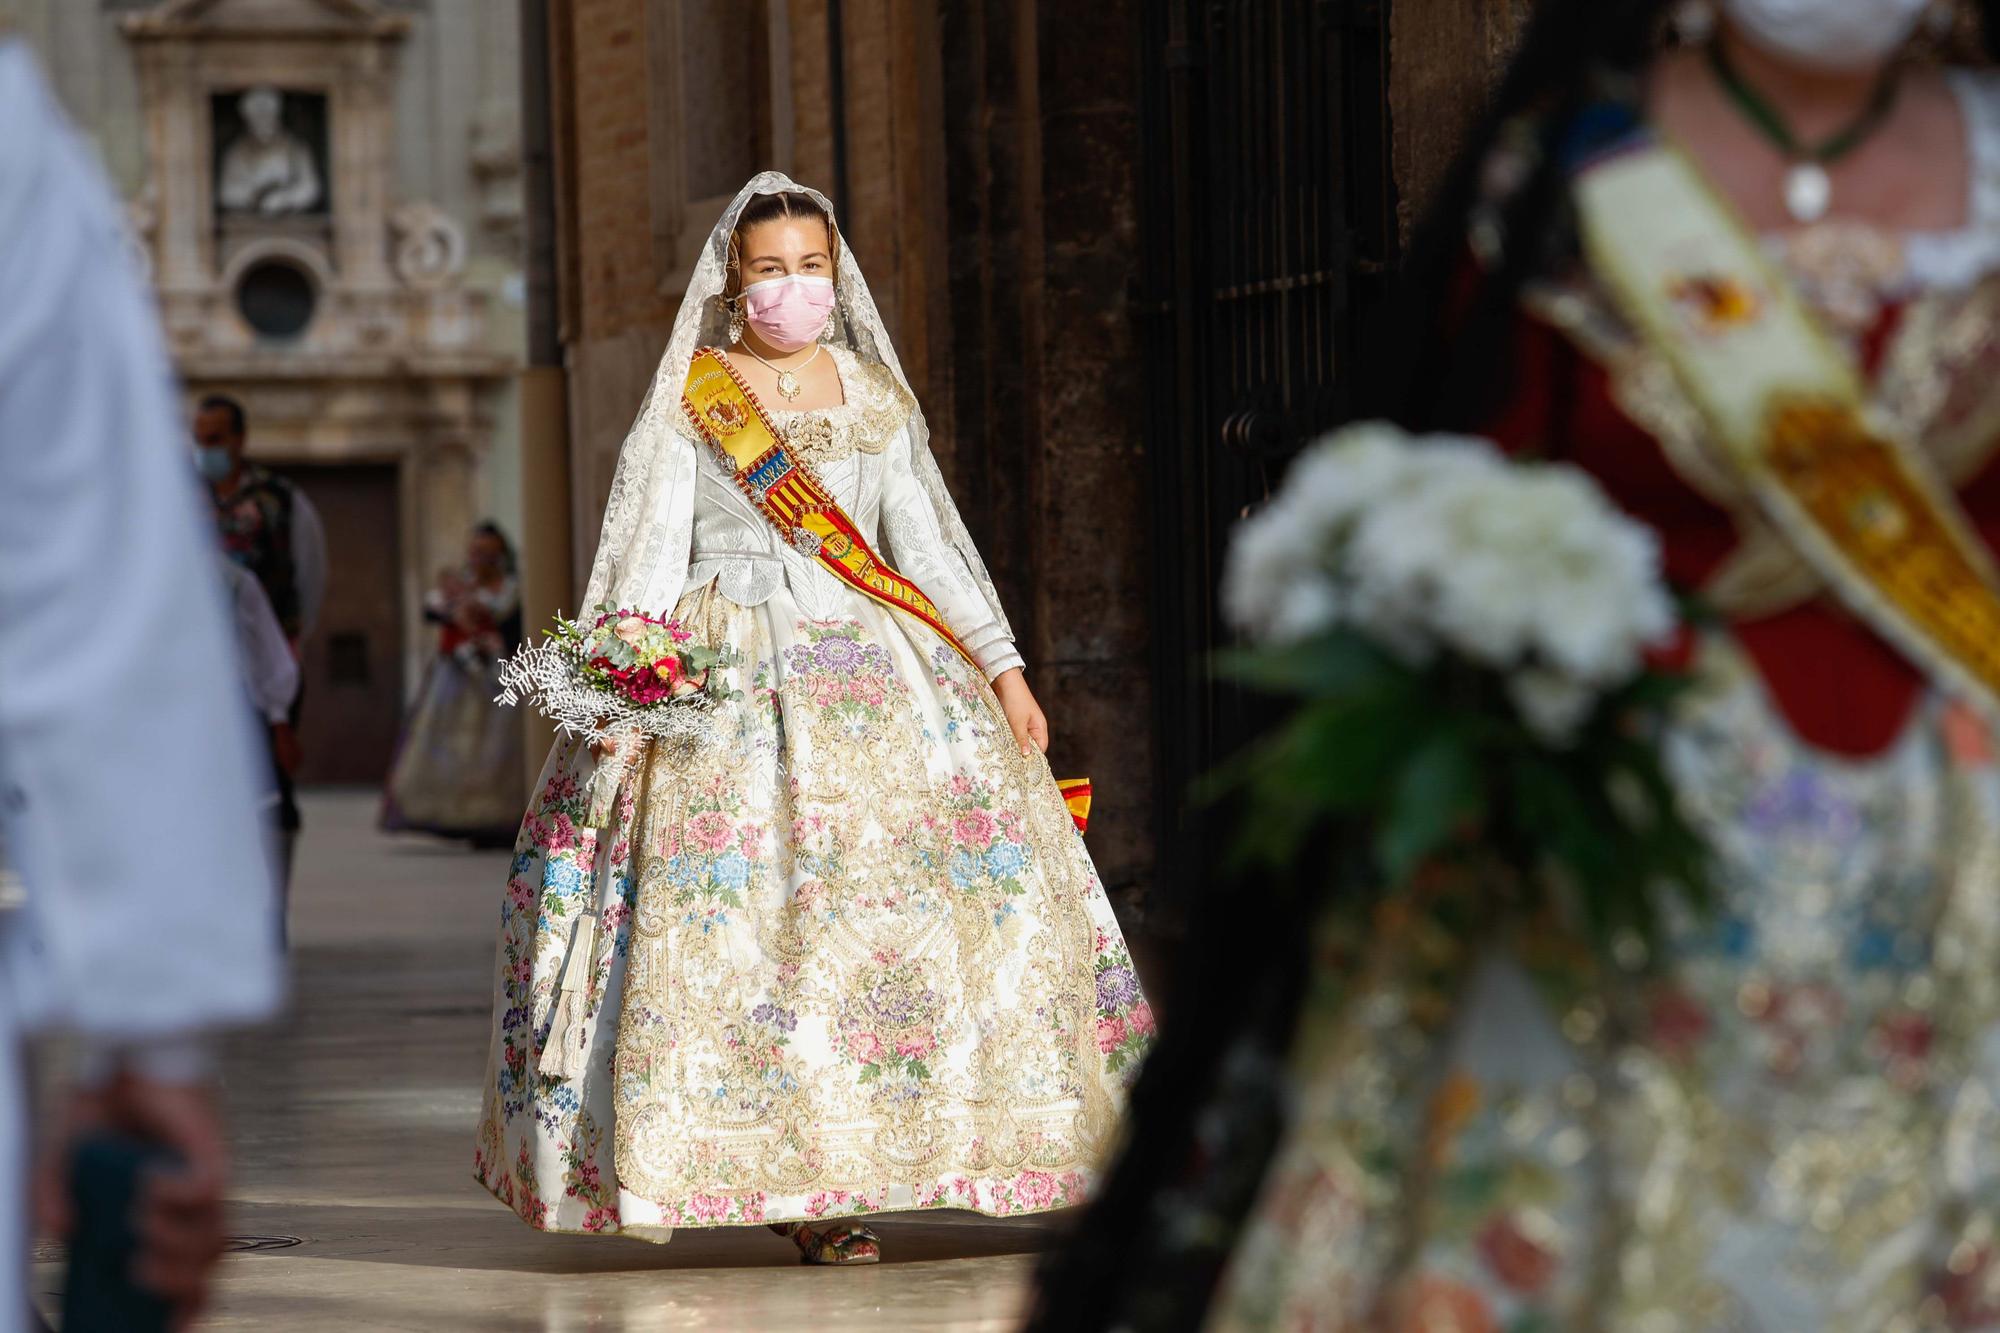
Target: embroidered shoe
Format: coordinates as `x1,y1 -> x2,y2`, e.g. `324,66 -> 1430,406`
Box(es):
769,1219 -> 882,1265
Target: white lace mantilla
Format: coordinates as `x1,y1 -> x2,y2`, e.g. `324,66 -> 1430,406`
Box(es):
576,173 -> 1021,681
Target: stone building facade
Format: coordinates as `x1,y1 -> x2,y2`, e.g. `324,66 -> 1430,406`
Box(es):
3,0 -> 525,782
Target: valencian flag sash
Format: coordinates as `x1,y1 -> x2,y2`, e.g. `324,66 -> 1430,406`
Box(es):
680,347 -> 981,670
680,348 -> 1096,833
1574,136 -> 2000,719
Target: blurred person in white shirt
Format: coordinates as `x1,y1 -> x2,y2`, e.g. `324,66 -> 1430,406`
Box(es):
217,556 -> 300,944
0,38 -> 284,1333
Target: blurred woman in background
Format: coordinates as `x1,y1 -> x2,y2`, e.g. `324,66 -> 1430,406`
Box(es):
1034,1 -> 2000,1328
381,522 -> 524,847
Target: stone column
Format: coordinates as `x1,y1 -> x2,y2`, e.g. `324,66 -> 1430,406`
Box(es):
921,0 -> 1154,913
333,44 -> 399,287
131,41 -> 210,289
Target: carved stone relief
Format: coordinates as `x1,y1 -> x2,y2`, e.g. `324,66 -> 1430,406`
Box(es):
216,85 -> 325,215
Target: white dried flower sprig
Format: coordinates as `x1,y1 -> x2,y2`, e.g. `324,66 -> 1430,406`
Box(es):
1222,422 -> 1676,743
495,638 -> 724,748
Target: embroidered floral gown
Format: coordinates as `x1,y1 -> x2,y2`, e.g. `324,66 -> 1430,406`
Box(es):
475,345 -> 1147,1240
1209,72 -> 2000,1332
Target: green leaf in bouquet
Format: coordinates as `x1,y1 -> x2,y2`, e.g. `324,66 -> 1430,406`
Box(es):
1613,670 -> 1698,714
1376,726 -> 1485,885
1199,689 -> 1417,814
1221,792 -> 1335,875
1204,691 -> 1427,874
1504,734 -> 1712,953
1213,632 -> 1403,699
1605,739 -> 1714,917
1284,694 -> 1429,805
1507,757 -> 1619,914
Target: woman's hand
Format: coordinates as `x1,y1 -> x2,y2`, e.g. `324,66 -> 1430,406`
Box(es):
992,668 -> 1048,756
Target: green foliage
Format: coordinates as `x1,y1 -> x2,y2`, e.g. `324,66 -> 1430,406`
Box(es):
1209,627 -> 1711,954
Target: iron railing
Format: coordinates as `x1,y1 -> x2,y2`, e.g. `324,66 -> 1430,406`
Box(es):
1138,0 -> 1397,909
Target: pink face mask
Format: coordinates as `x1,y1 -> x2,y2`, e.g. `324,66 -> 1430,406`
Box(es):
740,274 -> 837,352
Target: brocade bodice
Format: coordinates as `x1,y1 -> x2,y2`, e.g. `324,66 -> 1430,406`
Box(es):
674,344 -> 1023,679
1497,69 -> 2000,756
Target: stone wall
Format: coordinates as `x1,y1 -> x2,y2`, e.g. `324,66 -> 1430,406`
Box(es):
1390,0 -> 1538,236
930,0 -> 1152,911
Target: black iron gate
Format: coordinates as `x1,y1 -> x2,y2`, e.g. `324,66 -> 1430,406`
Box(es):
1138,0 -> 1398,908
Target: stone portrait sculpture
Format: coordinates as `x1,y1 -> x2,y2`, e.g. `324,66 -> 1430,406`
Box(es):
217,87 -> 322,215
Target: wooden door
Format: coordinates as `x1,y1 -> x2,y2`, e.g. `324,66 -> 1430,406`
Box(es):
1136,0 -> 1398,903
287,463 -> 404,786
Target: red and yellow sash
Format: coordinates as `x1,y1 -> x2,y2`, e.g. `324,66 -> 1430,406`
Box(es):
1576,140 -> 2000,717
1057,778 -> 1092,834
680,347 -> 979,670
680,347 -> 1097,834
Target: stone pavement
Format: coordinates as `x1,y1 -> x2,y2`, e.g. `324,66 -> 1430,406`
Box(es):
34,790 -> 1056,1331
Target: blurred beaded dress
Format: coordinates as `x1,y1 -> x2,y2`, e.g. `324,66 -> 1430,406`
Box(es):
473,175 -> 1145,1242
1202,65 -> 2000,1333
382,548 -> 525,843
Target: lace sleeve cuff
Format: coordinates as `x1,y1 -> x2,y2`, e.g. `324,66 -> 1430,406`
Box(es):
959,623 -> 1023,681
982,649 -> 1026,681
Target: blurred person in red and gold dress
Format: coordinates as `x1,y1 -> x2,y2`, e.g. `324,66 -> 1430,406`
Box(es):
1034,1 -> 2000,1329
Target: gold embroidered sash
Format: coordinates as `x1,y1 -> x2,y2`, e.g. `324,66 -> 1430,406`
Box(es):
1574,141 -> 2000,715
680,348 -> 980,670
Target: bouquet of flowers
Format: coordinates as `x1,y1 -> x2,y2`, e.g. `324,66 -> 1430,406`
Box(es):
495,606 -> 742,747
1216,422 -> 1710,949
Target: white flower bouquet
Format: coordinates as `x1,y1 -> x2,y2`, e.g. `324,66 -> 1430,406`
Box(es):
1216,422 -> 1710,946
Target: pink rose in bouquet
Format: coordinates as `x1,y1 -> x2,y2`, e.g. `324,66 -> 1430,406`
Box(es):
497,603 -> 743,743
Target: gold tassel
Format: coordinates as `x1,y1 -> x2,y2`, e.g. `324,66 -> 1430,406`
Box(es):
538,911 -> 600,1081
582,741 -> 634,829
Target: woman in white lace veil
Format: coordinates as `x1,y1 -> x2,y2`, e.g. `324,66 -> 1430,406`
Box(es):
475,173 -> 1149,1264
582,173 -> 1010,643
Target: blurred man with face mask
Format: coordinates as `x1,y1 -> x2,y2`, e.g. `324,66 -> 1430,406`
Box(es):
192,394 -> 326,912
191,394 -> 327,650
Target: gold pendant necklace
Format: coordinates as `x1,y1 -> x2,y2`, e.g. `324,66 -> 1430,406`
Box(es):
738,341 -> 824,402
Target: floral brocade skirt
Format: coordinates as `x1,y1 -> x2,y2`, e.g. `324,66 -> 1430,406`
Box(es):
1210,639 -> 2000,1332
474,582 -> 1146,1241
